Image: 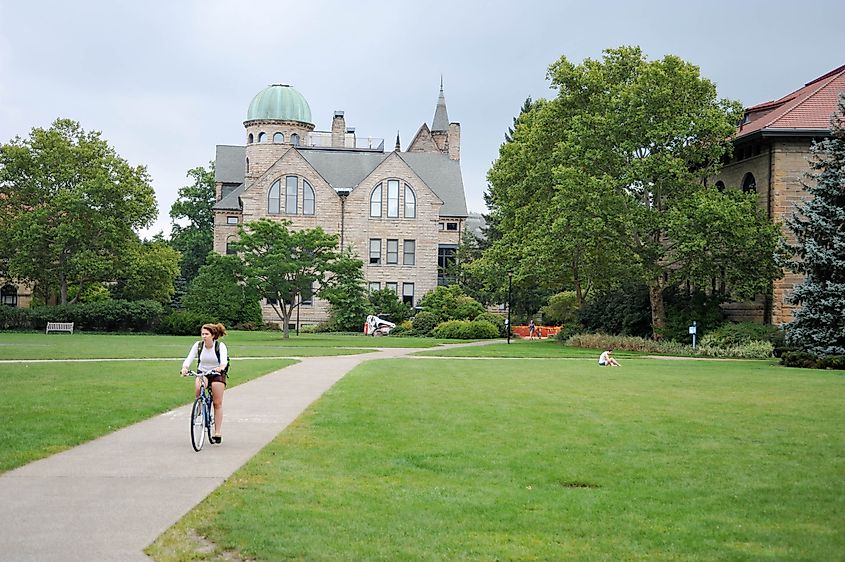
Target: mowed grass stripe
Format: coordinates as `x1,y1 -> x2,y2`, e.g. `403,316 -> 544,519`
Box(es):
149,358 -> 845,561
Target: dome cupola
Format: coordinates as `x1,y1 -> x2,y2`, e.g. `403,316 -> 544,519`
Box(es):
246,84 -> 312,124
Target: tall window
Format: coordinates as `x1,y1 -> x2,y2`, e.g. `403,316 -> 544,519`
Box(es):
273,132 -> 284,143
258,132 -> 267,143
248,133 -> 254,144
402,283 -> 414,306
369,282 -> 381,293
369,239 -> 381,264
438,245 -> 457,285
386,239 -> 399,264
285,176 -> 298,214
403,240 -> 416,265
1,284 -> 17,307
370,183 -> 382,217
291,133 -> 300,146
301,283 -> 314,306
404,184 -> 416,218
385,282 -> 398,294
226,236 -> 237,255
268,180 -> 281,214
303,180 -> 315,215
387,179 -> 400,217
742,172 -> 757,194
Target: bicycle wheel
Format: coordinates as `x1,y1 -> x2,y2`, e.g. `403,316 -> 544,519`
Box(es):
190,397 -> 206,451
206,395 -> 215,443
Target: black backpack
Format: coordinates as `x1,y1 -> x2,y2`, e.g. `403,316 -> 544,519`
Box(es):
195,340 -> 230,376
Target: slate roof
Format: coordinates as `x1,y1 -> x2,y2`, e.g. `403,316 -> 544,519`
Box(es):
737,64 -> 845,140
213,146 -> 468,217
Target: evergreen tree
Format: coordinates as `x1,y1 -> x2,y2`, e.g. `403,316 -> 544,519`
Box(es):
782,94 -> 845,355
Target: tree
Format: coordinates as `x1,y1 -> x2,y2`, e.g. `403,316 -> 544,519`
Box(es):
0,119 -> 157,303
484,47 -> 782,338
182,253 -> 262,328
781,94 -> 845,355
369,288 -> 412,324
321,248 -> 372,331
232,219 -> 341,338
111,238 -> 181,304
169,163 -> 216,283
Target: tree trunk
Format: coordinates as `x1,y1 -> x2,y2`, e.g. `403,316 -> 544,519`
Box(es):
648,280 -> 666,340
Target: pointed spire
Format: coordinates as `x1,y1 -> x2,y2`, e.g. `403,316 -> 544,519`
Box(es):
431,78 -> 449,132
395,130 -> 401,151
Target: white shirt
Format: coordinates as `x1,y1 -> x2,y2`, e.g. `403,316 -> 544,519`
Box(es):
598,351 -> 610,365
182,341 -> 228,373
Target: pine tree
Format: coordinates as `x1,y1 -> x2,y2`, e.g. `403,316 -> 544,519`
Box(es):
782,93 -> 845,355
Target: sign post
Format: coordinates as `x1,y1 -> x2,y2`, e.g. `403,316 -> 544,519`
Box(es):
689,321 -> 698,350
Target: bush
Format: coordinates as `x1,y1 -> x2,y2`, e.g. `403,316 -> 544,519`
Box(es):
781,351 -> 845,370
156,310 -> 218,336
418,285 -> 485,322
411,311 -> 439,336
661,288 -> 725,342
541,291 -> 579,326
697,340 -> 774,359
474,312 -> 506,337
702,322 -> 784,347
0,300 -> 165,332
556,322 -> 586,342
578,283 -> 652,338
564,332 -> 773,359
430,320 -> 499,340
369,289 -> 411,324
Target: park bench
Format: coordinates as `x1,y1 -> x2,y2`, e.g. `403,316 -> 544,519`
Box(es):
46,322 -> 74,334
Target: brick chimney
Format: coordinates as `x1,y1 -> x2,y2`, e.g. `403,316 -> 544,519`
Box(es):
448,122 -> 460,160
331,111 -> 345,147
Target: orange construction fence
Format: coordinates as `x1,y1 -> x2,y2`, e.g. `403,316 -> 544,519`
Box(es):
511,325 -> 561,338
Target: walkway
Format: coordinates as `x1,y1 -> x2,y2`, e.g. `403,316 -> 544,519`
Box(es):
0,346 -> 431,562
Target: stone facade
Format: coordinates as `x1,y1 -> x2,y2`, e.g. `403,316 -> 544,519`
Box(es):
213,84 -> 467,329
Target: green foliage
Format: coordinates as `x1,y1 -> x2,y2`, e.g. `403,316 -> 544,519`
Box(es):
182,254 -> 262,328
564,332 -> 773,359
410,311 -> 439,336
661,288 -> 725,342
540,291 -> 579,326
111,238 -> 181,304
474,312 -> 506,337
368,288 -> 411,324
430,319 -> 499,339
781,351 -> 845,370
578,283 -> 652,338
0,300 -> 164,332
781,94 -> 845,356
232,219 -> 341,338
418,285 -> 484,322
322,249 -> 371,332
168,163 -> 216,283
156,310 -> 218,336
0,119 -> 157,304
701,322 -> 785,347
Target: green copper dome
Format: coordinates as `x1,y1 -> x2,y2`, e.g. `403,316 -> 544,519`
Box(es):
246,84 -> 312,124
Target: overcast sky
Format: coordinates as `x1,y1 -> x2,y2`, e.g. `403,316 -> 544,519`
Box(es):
1,0 -> 843,238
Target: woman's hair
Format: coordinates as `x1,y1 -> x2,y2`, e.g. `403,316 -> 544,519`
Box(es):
202,323 -> 227,339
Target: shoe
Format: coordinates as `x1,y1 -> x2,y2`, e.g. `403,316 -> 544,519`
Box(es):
212,435 -> 222,444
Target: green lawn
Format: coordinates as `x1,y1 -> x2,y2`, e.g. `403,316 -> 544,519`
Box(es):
414,338 -> 616,358
148,356 -> 845,561
0,358 -> 296,473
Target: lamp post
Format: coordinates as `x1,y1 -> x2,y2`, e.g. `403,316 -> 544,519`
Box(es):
507,271 -> 513,344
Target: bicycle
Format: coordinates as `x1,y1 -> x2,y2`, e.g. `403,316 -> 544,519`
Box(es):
184,370 -> 217,451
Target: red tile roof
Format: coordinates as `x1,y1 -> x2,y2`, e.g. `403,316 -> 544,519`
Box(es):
736,64 -> 845,140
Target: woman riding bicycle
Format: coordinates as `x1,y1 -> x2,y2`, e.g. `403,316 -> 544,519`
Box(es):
181,323 -> 228,443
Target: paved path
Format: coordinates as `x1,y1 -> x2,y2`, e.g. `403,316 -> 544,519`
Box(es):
0,346 -> 429,562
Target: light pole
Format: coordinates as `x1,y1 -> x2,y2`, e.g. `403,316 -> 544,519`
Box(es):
507,271 -> 513,344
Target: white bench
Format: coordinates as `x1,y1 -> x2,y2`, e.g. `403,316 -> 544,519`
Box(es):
46,322 -> 74,334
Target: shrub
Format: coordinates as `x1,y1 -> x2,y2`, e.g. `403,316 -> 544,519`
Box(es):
0,300 -> 165,332
565,332 -> 774,359
661,288 -> 725,342
431,319 -> 499,340
702,322 -> 784,347
781,352 -> 845,370
697,340 -> 774,359
369,289 -> 411,324
578,283 -> 652,338
474,312 -> 506,337
556,322 -> 586,342
156,311 -> 217,336
411,311 -> 439,336
541,291 -> 579,326
418,285 -> 485,322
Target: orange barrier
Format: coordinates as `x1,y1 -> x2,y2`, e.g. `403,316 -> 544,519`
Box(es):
511,325 -> 561,339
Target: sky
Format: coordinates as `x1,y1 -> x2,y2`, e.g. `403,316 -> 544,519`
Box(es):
1,0 -> 843,239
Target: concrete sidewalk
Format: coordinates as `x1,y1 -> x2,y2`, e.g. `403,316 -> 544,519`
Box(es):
0,347 -> 419,562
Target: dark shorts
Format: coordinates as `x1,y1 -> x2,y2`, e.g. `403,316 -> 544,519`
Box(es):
205,372 -> 228,386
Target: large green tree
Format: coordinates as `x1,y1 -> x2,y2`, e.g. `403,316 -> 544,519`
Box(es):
182,253 -> 262,328
321,248 -> 372,332
781,94 -> 845,355
0,119 -> 157,303
111,238 -> 181,304
169,163 -> 215,282
485,47 -> 782,337
232,219 -> 342,338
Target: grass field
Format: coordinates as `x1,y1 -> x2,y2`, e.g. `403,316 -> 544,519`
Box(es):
148,356 -> 845,561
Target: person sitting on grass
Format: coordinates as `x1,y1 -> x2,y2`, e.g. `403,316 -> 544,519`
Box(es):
598,348 -> 621,367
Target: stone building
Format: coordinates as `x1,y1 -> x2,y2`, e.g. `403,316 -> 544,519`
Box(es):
212,83 -> 468,328
714,64 -> 845,325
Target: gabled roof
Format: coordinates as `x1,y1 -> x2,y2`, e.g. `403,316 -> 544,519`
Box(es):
737,64 -> 845,140
212,145 -> 468,217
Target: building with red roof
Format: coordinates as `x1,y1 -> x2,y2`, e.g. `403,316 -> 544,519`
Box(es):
714,64 -> 845,325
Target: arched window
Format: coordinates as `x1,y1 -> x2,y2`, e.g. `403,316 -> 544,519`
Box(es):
1,284 -> 17,307
246,158 -> 250,173
268,180 -> 281,214
225,235 -> 237,256
404,184 -> 416,218
387,180 -> 400,217
273,132 -> 284,143
258,132 -> 267,143
303,180 -> 315,215
370,183 -> 383,217
291,133 -> 300,146
285,176 -> 298,214
742,172 -> 757,194
248,133 -> 254,144
715,180 -> 725,192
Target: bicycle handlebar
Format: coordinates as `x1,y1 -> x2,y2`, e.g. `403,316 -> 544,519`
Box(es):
182,370 -> 219,377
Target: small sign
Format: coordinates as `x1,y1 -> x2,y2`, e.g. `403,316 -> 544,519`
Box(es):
689,325 -> 697,334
